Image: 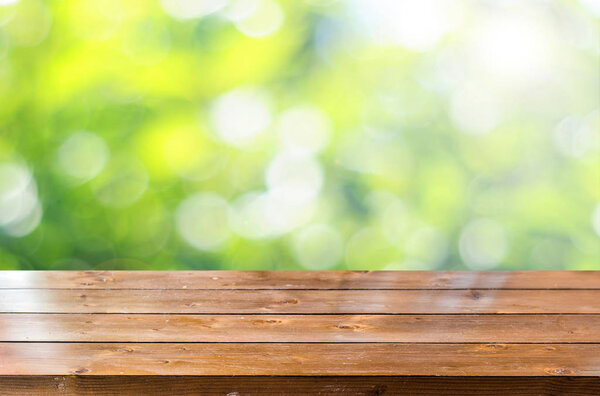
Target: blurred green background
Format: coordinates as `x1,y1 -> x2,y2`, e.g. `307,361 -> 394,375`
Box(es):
0,0 -> 598,270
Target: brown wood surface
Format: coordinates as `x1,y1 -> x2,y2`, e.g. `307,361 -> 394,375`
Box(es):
1,376 -> 599,396
1,343 -> 599,376
1,314 -> 599,343
1,289 -> 599,314
1,270 -> 599,289
3,270 -> 600,393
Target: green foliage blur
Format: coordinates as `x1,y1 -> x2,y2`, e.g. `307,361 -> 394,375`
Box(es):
0,0 -> 598,270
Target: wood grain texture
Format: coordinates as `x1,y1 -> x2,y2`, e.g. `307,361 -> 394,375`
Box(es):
1,289 -> 599,314
1,343 -> 599,376
2,376 -> 600,396
4,271 -> 600,385
1,271 -> 599,290
1,314 -> 599,343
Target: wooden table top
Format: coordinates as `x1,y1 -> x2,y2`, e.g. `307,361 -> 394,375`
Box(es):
1,270 -> 600,395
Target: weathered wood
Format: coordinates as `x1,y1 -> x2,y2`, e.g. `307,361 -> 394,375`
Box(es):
1,289 -> 599,314
1,343 -> 598,376
1,271 -> 598,290
1,376 -> 599,396
1,314 -> 599,343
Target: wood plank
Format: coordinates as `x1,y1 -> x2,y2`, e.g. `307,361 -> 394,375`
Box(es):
2,376 -> 600,396
1,343 -> 599,376
1,271 -> 599,290
1,314 -> 599,343
1,289 -> 599,313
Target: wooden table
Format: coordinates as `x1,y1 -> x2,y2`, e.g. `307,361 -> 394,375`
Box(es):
1,271 -> 599,395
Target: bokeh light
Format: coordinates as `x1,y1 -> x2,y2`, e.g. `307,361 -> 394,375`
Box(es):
292,224 -> 343,269
265,151 -> 323,206
229,0 -> 284,38
69,0 -> 122,42
473,13 -> 550,81
592,204 -> 600,238
91,155 -> 149,208
0,0 -> 597,270
277,105 -> 331,155
210,87 -> 272,147
4,0 -> 51,47
450,82 -> 503,135
175,192 -> 230,251
345,227 -> 397,270
229,190 -> 314,239
0,163 -> 42,237
160,0 -> 228,20
459,219 -> 508,270
57,131 -> 110,183
554,113 -> 599,159
404,226 -> 448,269
349,0 -> 461,51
